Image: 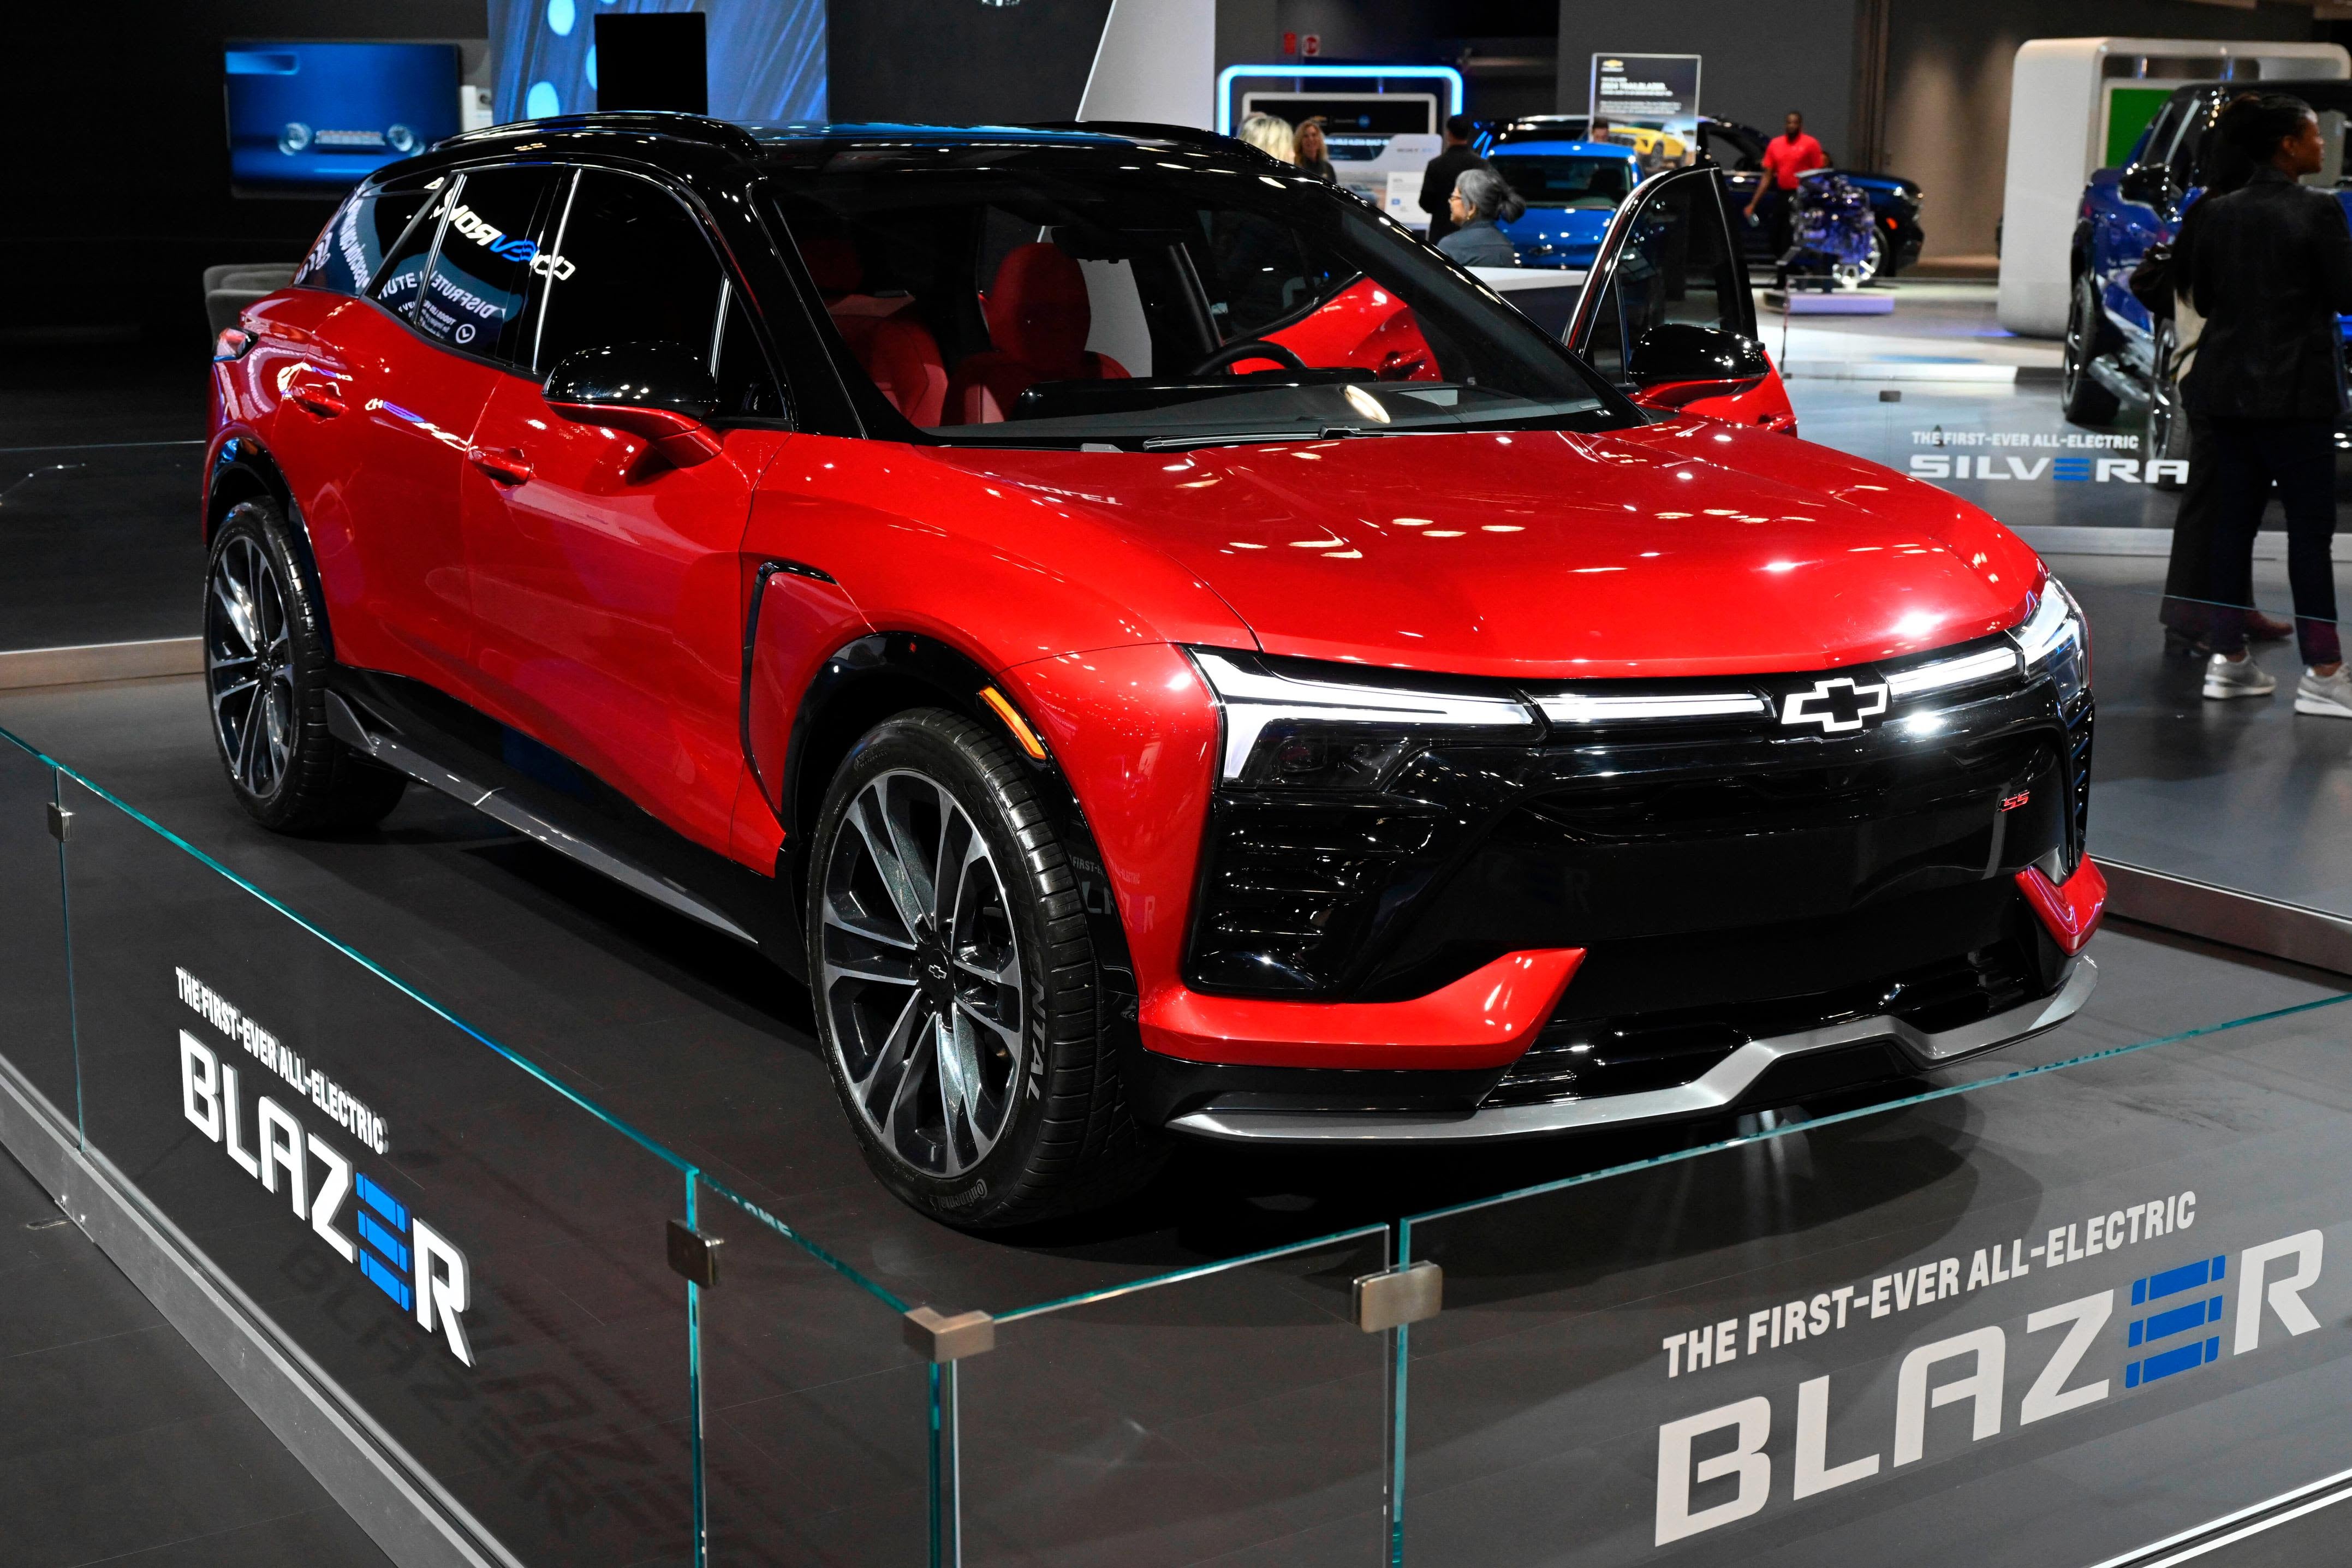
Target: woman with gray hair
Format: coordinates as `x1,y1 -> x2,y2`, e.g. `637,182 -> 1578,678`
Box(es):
1436,166 -> 1524,265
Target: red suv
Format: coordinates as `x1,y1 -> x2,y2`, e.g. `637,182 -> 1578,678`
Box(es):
205,115 -> 2103,1226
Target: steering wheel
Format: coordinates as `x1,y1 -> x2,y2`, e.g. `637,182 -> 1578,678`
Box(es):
1192,337 -> 1309,377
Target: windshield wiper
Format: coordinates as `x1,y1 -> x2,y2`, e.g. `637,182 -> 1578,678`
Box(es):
1140,430 -> 1321,450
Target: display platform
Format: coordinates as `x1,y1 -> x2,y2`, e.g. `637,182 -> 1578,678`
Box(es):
3,673 -> 2351,1568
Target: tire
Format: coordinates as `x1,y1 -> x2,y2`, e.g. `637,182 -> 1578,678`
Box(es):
806,709 -> 1162,1229
204,499 -> 407,834
2060,271 -> 2122,426
2145,318 -> 2190,492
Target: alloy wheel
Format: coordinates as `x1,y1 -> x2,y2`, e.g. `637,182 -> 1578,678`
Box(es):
206,535 -> 297,799
818,768 -> 1026,1178
1854,224 -> 1886,285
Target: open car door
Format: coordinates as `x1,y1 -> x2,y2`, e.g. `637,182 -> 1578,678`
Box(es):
1565,164 -> 1797,435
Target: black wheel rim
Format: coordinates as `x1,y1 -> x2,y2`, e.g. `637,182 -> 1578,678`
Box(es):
817,768 -> 1025,1178
206,535 -> 296,798
2062,279 -> 2090,402
2148,323 -> 2177,458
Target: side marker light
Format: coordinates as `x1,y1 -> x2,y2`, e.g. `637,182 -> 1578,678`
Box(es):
978,687 -> 1048,760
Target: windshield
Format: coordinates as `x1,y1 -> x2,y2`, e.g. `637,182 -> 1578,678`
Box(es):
1490,154 -> 1633,210
765,146 -> 1625,449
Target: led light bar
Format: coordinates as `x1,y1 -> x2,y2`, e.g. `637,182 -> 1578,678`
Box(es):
1885,645 -> 2021,700
1190,649 -> 1538,780
2014,579 -> 2085,668
1533,691 -> 1769,724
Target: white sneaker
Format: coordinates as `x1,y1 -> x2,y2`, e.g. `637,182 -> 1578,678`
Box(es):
2295,667 -> 2352,717
2204,653 -> 2277,700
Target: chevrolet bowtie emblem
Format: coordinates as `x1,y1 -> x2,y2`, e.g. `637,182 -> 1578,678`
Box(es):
1780,676 -> 1890,733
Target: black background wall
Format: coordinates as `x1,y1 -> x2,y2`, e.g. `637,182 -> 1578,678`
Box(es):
2,1 -> 486,348
823,0 -> 1112,124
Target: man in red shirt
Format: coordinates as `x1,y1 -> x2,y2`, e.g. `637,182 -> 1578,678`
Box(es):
1743,111 -> 1827,259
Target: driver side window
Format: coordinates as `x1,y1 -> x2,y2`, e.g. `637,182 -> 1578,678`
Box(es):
1188,211 -> 1347,341
1582,172 -> 1749,383
534,169 -> 728,381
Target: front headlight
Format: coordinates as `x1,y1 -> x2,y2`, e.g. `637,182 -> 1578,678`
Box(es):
1189,648 -> 1541,789
2011,575 -> 2089,702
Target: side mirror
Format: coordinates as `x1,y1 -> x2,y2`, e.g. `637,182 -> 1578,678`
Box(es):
543,342 -> 723,466
1626,321 -> 1771,388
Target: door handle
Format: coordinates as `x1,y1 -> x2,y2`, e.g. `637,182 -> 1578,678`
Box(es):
468,445 -> 533,485
286,383 -> 345,418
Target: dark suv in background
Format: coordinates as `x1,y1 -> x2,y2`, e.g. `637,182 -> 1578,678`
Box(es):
2063,78 -> 2352,476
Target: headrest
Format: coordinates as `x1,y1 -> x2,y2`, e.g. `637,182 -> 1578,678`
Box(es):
984,243 -> 1091,372
800,235 -> 860,296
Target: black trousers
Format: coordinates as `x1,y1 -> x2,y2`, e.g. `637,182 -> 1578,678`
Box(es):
1752,186 -> 1793,260
2160,413 -> 2218,635
2207,416 -> 2341,666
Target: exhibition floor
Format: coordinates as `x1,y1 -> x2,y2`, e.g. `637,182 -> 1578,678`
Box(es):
2,671 -> 2349,1568
0,1142 -> 392,1568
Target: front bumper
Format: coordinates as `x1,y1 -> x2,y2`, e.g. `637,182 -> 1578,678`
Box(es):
1166,953 -> 2094,1143
1137,635 -> 2099,1135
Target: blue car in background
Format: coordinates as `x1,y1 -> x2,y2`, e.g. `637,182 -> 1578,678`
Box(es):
2064,77 -> 2352,476
1485,140 -> 1643,269
1482,116 -> 1925,280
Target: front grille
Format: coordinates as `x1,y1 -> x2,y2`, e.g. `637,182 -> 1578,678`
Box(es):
1187,648 -> 2076,1001
1486,931 -> 2044,1107
1188,797 -> 1453,993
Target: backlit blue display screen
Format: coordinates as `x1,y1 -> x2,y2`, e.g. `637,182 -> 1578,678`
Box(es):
225,42 -> 461,193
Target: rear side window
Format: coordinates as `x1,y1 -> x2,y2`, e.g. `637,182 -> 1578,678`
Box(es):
532,169 -> 731,378
370,177 -> 452,320
299,176 -> 438,296
415,165 -> 564,362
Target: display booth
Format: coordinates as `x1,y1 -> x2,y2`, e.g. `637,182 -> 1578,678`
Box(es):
11,44 -> 2352,1568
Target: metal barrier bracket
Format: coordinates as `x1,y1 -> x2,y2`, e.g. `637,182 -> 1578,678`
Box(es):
1355,1260 -> 1442,1332
666,1218 -> 722,1289
904,1305 -> 995,1361
45,803 -> 71,844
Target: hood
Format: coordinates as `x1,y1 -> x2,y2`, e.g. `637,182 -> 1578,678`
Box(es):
928,419 -> 2040,681
1500,209 -> 1612,248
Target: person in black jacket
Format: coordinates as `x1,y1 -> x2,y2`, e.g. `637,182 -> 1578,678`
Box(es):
1420,116 -> 1485,245
2189,93 -> 2352,713
2156,121 -> 2291,654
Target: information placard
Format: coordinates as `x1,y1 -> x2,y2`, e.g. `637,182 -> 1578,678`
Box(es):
1591,53 -> 1702,123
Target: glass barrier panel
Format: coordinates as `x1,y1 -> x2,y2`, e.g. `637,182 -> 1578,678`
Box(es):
0,441 -> 206,651
54,773 -> 700,1567
693,1174 -> 934,1566
0,738 -> 76,1132
1400,995 -> 2352,1567
957,1226 -> 1393,1567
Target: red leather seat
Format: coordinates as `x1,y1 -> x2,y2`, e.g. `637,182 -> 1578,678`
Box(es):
868,315 -> 949,426
944,243 -> 1127,424
799,235 -> 949,426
